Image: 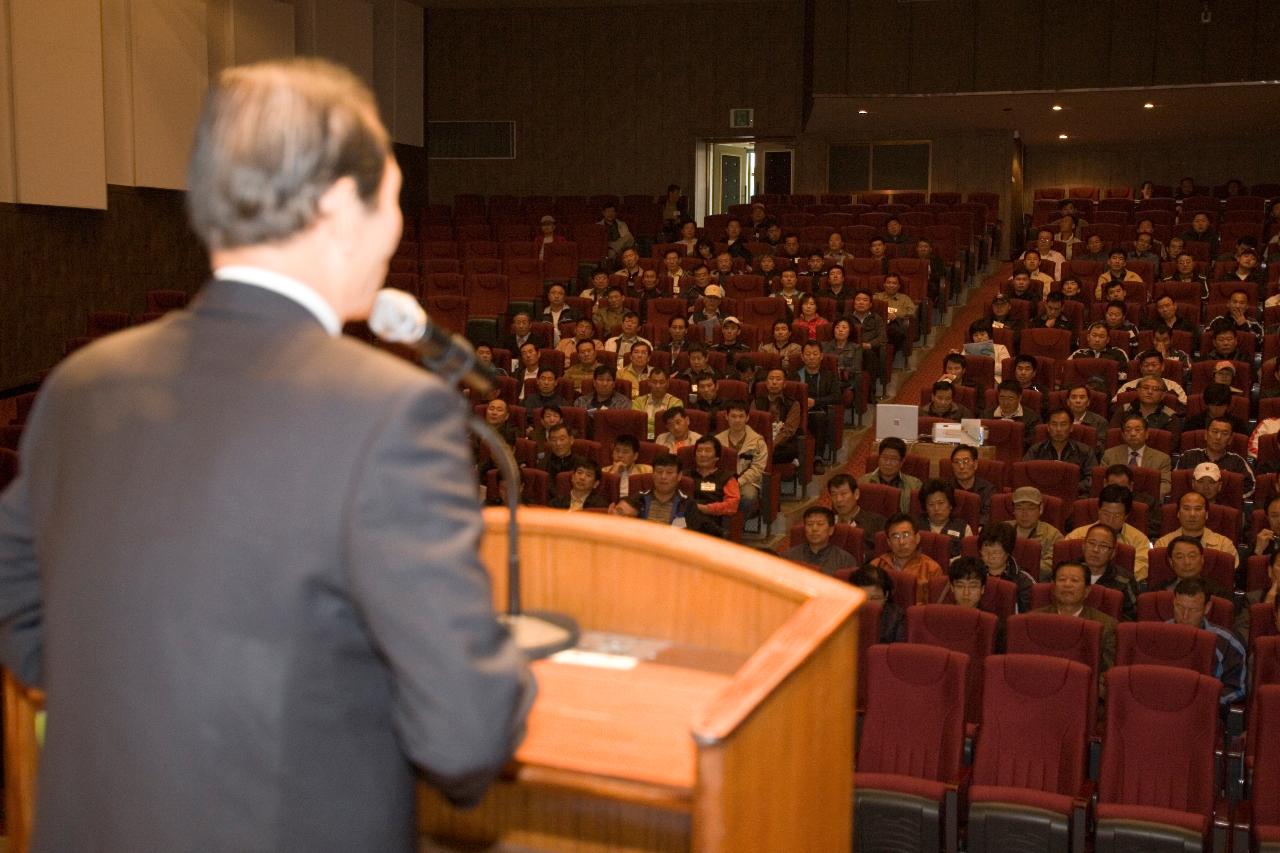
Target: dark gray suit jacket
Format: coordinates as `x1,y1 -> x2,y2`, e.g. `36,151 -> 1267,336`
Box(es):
0,281 -> 534,852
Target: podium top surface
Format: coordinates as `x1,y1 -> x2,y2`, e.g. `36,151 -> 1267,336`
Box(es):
516,657 -> 732,793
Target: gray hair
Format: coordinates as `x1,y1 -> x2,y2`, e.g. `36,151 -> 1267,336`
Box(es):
186,57 -> 390,250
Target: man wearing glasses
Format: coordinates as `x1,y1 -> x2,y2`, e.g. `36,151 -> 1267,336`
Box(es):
1063,485 -> 1151,584
1080,524 -> 1139,621
870,514 -> 944,605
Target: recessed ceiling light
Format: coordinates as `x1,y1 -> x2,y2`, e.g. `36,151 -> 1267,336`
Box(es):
1052,105 -> 1063,111
857,110 -> 868,115
1058,133 -> 1069,139
1143,102 -> 1155,109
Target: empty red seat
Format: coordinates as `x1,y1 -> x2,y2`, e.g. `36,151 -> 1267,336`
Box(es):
1114,622 -> 1215,675
1010,460 -> 1081,506
1005,612 -> 1104,715
855,644 -> 968,853
1094,665 -> 1226,852
966,654 -> 1093,853
906,604 -> 997,726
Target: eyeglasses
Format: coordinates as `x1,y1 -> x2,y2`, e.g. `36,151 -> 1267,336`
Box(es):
888,532 -> 914,541
1084,540 -> 1114,551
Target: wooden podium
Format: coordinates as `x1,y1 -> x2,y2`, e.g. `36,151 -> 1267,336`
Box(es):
4,507 -> 863,852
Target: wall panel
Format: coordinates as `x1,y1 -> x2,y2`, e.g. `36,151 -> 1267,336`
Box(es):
132,0 -> 208,189
817,0 -> 1280,95
0,0 -> 13,201
231,0 -> 295,64
9,0 -> 107,208
425,2 -> 803,204
908,0 -> 974,94
297,0 -> 375,86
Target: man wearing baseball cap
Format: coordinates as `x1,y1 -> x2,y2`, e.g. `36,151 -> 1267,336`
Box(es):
1176,414 -> 1254,501
691,284 -> 726,339
1003,486 -> 1064,580
712,316 -> 750,356
534,214 -> 564,261
1210,360 -> 1246,395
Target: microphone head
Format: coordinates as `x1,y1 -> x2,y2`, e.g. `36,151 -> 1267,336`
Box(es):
369,288 -> 427,344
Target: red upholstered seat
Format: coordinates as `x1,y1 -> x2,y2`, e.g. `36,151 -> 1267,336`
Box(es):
1145,547 -> 1236,593
1114,622 -> 1215,675
1011,460 -> 1080,506
1005,613 -> 1102,720
906,604 -> 997,726
965,654 -> 1092,853
926,573 -> 1017,622
854,644 -> 968,853
1136,590 -> 1234,631
1094,665 -> 1224,852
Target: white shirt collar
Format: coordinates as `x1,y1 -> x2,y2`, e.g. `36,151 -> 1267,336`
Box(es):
214,265 -> 342,336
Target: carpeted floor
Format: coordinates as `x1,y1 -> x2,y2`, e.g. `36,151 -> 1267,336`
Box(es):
841,263 -> 1011,478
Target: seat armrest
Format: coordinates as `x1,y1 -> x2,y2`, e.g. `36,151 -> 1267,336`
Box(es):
1226,702 -> 1246,738
1210,795 -> 1233,853
942,766 -> 972,853
1232,799 -> 1252,853
1071,780 -> 1095,853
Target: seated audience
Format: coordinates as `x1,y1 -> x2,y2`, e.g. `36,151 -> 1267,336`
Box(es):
1064,484 -> 1152,584
921,380 -> 971,420
827,474 -> 886,537
684,435 -> 740,538
1035,560 -> 1117,679
918,479 -> 972,557
1154,490 -> 1239,569
1023,409 -> 1097,495
848,564 -> 906,644
977,523 -> 1036,613
549,460 -> 608,511
782,506 -> 857,576
1101,414 -> 1173,500
859,437 -> 922,514
870,513 -> 944,605
1169,578 -> 1246,707
716,400 -> 767,518
1079,523 -> 1140,622
654,405 -> 701,452
613,453 -> 690,525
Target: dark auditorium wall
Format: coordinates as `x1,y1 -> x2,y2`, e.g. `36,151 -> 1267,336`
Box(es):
0,143 -> 427,393
0,187 -> 208,392
813,0 -> 1280,95
424,2 -> 804,204
1024,139 -> 1280,201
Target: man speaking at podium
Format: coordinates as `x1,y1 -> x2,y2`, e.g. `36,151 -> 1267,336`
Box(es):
0,59 -> 533,852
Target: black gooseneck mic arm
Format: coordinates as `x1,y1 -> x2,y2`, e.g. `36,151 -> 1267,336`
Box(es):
369,288 -> 577,659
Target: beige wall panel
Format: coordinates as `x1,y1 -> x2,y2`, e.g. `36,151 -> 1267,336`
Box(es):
392,1 -> 422,146
297,0 -> 374,86
0,0 -> 17,202
132,0 -> 208,189
10,0 -> 107,208
231,0 -> 294,65
103,0 -> 137,186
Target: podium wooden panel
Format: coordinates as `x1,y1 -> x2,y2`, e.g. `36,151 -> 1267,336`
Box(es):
4,507 -> 863,852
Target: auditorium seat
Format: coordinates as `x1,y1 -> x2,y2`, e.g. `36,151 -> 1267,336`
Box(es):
1005,612 -> 1102,716
1136,590 -> 1233,630
854,643 -> 968,853
906,604 -> 997,727
1053,538 -> 1136,578
1010,460 -> 1080,507
965,654 -> 1092,853
1114,622 -> 1215,675
1094,665 -> 1227,852
926,572 -> 1016,622
1145,547 -> 1236,594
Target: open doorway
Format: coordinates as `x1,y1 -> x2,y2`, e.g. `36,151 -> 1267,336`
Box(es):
697,139 -> 795,218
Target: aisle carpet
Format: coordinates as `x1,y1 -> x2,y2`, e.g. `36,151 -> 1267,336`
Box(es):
843,263 -> 1011,477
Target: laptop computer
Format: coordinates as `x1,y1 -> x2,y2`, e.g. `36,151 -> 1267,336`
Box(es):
875,404 -> 920,444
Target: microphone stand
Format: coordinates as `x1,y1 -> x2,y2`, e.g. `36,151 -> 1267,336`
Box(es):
468,415 -> 579,660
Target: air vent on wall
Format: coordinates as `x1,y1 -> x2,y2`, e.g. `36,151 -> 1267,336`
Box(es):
427,121 -> 516,159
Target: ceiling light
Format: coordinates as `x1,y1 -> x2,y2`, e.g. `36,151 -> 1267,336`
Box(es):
857,109 -> 868,115
1143,102 -> 1155,109
1058,134 -> 1069,139
1052,105 -> 1063,111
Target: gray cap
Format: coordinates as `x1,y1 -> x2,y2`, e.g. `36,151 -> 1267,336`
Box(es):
1011,486 -> 1042,506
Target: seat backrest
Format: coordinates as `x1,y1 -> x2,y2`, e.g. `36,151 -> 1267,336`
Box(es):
858,643 -> 968,781
1005,612 -> 1102,716
1114,622 -> 1215,675
906,604 -> 997,724
1098,665 -> 1221,815
1251,684 -> 1280,826
1145,547 -> 1237,594
972,654 -> 1091,795
927,572 -> 1017,623
1011,460 -> 1081,506
1135,590 -> 1234,630
855,599 -> 884,711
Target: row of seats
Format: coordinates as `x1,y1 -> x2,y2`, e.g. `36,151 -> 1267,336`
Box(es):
1033,183 -> 1280,201
856,633 -> 1280,852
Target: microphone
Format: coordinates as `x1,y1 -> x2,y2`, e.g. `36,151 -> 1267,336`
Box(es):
369,288 -> 495,395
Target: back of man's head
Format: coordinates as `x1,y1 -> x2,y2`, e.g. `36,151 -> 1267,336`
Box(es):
187,58 -> 390,252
